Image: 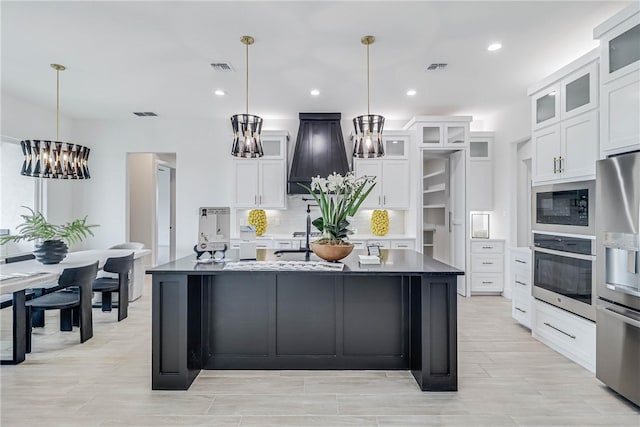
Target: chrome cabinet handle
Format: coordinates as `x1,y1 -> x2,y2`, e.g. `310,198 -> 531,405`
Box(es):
515,259 -> 527,264
259,195 -> 262,204
482,262 -> 493,265
384,195 -> 386,205
553,157 -> 557,173
558,156 -> 564,173
482,246 -> 494,249
515,307 -> 527,313
544,322 -> 576,339
254,195 -> 257,204
515,280 -> 527,286
482,281 -> 494,284
378,195 -> 381,205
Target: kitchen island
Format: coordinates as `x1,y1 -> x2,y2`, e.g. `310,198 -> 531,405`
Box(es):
147,249 -> 463,392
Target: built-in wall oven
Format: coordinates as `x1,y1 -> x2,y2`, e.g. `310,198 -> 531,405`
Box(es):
533,181 -> 595,235
532,233 -> 596,321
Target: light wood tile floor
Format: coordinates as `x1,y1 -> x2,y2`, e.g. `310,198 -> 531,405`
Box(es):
1,280 -> 638,426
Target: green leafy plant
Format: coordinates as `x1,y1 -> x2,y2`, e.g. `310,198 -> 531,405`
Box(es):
0,207 -> 98,246
299,172 -> 376,245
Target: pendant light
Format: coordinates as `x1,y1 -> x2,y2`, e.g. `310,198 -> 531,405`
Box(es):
231,35 -> 263,158
20,64 -> 91,179
353,35 -> 385,158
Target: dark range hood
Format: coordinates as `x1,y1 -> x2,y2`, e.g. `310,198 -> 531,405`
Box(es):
288,113 -> 350,194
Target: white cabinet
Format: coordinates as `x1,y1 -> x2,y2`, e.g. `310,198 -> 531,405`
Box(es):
532,300 -> 596,373
529,52 -> 599,185
354,159 -> 410,210
233,131 -> 288,209
470,239 -> 504,294
403,117 -> 471,149
532,110 -> 598,185
511,248 -> 532,329
391,239 -> 415,250
468,132 -> 494,211
381,132 -> 410,159
595,4 -> 640,156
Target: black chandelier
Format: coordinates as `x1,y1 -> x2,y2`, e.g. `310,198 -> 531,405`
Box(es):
20,64 -> 90,179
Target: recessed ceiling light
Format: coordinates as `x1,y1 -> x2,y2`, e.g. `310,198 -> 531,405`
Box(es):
214,89 -> 226,96
310,89 -> 320,96
406,89 -> 417,96
487,42 -> 502,52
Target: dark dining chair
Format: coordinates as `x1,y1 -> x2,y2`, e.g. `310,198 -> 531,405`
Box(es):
25,261 -> 98,352
91,253 -> 134,321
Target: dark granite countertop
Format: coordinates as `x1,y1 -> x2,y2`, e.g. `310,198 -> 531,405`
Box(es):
147,249 -> 464,276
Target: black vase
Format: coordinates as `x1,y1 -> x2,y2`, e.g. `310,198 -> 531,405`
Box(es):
34,240 -> 68,264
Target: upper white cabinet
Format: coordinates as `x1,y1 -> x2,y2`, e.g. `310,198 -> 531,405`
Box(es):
468,132 -> 494,211
529,50 -> 599,185
233,131 -> 288,209
354,158 -> 410,209
381,131 -> 410,159
403,117 -> 471,149
594,3 -> 640,157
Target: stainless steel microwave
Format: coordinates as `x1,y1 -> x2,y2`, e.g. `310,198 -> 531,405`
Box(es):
532,180 -> 595,236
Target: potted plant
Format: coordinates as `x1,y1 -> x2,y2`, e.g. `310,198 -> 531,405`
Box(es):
0,207 -> 98,264
299,172 -> 376,262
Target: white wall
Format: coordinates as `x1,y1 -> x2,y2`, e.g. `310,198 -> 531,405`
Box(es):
484,96 -> 531,248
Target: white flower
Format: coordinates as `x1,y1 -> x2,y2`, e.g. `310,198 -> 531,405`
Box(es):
327,172 -> 344,192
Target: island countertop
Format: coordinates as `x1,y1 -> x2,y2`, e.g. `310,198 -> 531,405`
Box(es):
147,249 -> 464,276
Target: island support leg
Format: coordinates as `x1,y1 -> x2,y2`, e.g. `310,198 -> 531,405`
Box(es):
410,275 -> 458,391
152,274 -> 202,390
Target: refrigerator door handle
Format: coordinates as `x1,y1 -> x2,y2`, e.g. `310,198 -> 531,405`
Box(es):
597,303 -> 640,328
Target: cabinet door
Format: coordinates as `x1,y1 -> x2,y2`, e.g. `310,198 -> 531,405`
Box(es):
354,160 -> 382,208
259,160 -> 286,209
260,135 -> 286,159
382,160 -> 410,209
468,161 -> 493,211
532,125 -> 561,184
234,160 -> 259,208
382,134 -> 409,158
560,110 -> 598,181
419,125 -> 444,147
532,84 -> 561,130
601,70 -> 640,156
444,124 -> 469,148
560,62 -> 598,120
600,17 -> 640,84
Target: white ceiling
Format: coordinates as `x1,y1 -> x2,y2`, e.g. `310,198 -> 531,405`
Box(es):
1,1 -> 630,124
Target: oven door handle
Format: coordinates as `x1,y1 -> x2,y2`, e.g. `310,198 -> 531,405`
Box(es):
533,246 -> 594,261
597,303 -> 640,329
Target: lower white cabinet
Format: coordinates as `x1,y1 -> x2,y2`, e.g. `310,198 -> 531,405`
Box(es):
532,300 -> 596,373
511,248 -> 532,329
470,239 -> 504,294
391,239 -> 415,250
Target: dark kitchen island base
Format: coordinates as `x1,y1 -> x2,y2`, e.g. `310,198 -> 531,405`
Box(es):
148,250 -> 462,392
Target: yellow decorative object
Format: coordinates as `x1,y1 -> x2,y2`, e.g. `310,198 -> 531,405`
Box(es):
248,209 -> 267,236
371,210 -> 389,236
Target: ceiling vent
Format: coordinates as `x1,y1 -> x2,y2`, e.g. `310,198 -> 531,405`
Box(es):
133,112 -> 158,117
426,63 -> 448,71
210,62 -> 234,72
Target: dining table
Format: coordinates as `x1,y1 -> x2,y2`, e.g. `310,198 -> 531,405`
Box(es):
0,249 -> 151,364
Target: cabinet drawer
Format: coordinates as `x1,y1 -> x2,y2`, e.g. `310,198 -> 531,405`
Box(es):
367,240 -> 391,249
255,241 -> 272,249
513,270 -> 531,290
512,252 -> 531,270
512,294 -> 531,328
471,273 -> 503,292
471,241 -> 504,254
391,240 -> 415,250
273,240 -> 292,249
351,240 -> 366,250
471,254 -> 504,272
533,300 -> 595,372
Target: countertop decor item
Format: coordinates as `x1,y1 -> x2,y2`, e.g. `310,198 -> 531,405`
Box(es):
353,35 -> 385,158
21,64 -> 91,179
371,209 -> 389,236
0,207 -> 98,264
299,172 -> 376,262
247,209 -> 267,236
230,35 -> 264,158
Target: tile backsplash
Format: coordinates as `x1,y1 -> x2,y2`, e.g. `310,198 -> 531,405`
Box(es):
236,196 -> 406,236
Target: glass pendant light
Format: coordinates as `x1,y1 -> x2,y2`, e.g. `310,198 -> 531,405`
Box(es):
353,35 -> 385,158
231,35 -> 263,158
20,64 -> 91,179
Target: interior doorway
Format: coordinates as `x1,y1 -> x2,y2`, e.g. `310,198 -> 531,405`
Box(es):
127,153 -> 176,266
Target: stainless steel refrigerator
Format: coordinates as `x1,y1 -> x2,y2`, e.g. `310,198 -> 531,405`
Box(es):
595,150 -> 640,407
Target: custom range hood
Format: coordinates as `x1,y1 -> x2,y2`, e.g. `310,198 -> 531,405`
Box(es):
288,113 -> 350,194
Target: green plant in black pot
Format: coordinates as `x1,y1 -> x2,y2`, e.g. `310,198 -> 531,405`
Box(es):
0,207 -> 98,264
